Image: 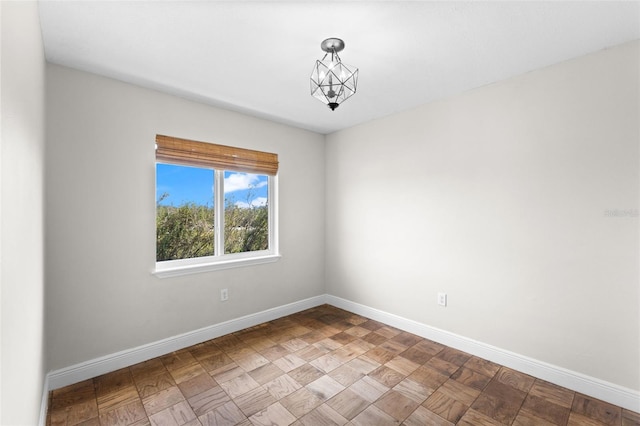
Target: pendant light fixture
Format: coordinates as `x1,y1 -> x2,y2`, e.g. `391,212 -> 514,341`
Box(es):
310,38 -> 358,111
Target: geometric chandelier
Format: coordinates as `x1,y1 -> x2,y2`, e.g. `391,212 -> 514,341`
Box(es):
310,38 -> 359,111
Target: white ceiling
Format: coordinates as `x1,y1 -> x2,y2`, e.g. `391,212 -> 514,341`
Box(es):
38,1 -> 640,134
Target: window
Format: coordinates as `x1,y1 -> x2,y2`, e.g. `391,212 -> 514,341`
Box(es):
154,135 -> 279,277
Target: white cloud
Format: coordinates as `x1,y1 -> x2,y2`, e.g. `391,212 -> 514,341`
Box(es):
224,173 -> 267,193
235,197 -> 268,209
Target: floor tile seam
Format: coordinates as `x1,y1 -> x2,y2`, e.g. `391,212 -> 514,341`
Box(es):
574,392 -> 627,426
48,390 -> 99,412
95,380 -> 142,417
426,363 -> 480,426
525,389 -> 577,424
506,389 -> 533,426
190,350 -> 226,364
130,367 -> 173,388
181,380 -> 233,421
518,404 -> 571,426
161,359 -> 201,373
47,393 -> 100,422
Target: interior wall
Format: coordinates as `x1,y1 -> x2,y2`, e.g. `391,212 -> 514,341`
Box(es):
45,64 -> 325,371
325,41 -> 639,391
0,1 -> 47,424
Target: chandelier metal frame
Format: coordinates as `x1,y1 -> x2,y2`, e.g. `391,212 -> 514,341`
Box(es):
310,38 -> 359,111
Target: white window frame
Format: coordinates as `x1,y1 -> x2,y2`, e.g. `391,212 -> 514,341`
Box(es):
153,168 -> 280,278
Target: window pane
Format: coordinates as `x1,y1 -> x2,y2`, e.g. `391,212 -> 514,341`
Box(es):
224,171 -> 269,254
156,163 -> 214,261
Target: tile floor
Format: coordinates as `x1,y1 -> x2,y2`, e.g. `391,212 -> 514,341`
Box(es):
48,304 -> 639,426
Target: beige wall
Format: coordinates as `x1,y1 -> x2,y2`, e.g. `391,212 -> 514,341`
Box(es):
1,1 -> 47,424
45,64 -> 326,370
325,41 -> 639,391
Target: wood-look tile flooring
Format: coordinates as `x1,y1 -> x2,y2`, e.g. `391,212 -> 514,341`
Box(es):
48,305 -> 640,426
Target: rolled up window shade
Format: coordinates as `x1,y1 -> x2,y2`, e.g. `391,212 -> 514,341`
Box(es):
156,134 -> 279,176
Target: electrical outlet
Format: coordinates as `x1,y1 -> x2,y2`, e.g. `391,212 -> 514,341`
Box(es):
437,292 -> 447,307
220,288 -> 229,302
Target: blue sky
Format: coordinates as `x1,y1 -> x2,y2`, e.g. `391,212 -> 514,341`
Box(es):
156,164 -> 268,207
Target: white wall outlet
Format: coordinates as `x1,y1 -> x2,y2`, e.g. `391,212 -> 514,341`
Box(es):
220,288 -> 229,302
437,292 -> 447,307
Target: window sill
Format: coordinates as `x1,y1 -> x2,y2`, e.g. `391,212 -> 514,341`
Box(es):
153,254 -> 281,278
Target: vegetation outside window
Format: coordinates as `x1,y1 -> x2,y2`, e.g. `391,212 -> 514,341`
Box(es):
154,135 -> 279,277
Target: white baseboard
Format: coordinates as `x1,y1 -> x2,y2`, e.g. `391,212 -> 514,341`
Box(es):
47,295 -> 326,390
39,375 -> 49,426
45,293 -> 639,413
326,294 -> 640,413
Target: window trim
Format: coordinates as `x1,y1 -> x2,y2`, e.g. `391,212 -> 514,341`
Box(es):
153,137 -> 280,278
153,252 -> 282,278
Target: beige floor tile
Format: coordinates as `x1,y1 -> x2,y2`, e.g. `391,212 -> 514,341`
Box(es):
233,386 -> 276,417
375,326 -> 402,339
343,326 -> 371,338
49,399 -> 98,426
186,386 -> 230,417
347,357 -> 379,375
299,404 -> 349,426
250,402 -> 297,426
198,400 -> 246,426
261,344 -> 291,362
264,374 -> 302,400
294,344 -> 328,362
328,364 -> 365,387
130,359 -> 168,380
148,400 -> 196,426
234,352 -> 271,372
463,356 -> 501,378
438,379 -> 481,406
374,389 -> 420,421
350,405 -> 398,426
403,405 -> 454,426
369,365 -> 406,388
210,362 -> 244,384
392,378 -> 433,403
280,388 -> 323,418
385,356 -> 420,376
408,365 -> 448,391
458,408 -> 504,426
218,372 -> 260,399
199,352 -> 234,373
161,352 -> 198,372
528,379 -> 575,408
169,363 -> 208,385
176,373 -> 216,400
288,364 -> 325,386
423,389 -> 469,424
98,399 -> 147,426
306,375 -> 346,402
281,338 -> 309,353
97,386 -> 141,414
310,354 -> 343,374
46,305 -> 638,426
134,372 -> 176,399
273,354 -> 307,373
326,389 -> 370,420
248,362 -> 285,385
142,386 -> 185,417
512,410 -> 557,426
348,376 -> 389,403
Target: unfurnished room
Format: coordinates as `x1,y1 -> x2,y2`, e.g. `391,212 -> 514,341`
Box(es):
1,1 -> 639,425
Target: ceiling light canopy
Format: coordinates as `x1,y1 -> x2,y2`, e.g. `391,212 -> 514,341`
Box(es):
310,38 -> 359,111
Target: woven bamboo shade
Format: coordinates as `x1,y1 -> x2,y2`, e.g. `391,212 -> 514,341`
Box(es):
156,135 -> 279,176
